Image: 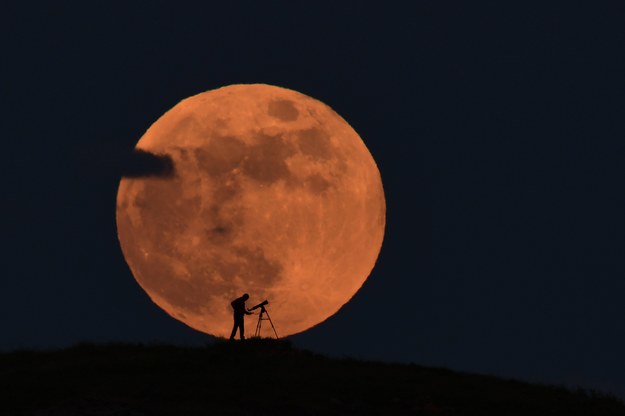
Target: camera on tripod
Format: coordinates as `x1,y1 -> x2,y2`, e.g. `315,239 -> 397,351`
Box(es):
249,300 -> 269,311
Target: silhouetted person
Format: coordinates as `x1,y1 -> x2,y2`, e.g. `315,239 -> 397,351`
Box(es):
229,293 -> 252,340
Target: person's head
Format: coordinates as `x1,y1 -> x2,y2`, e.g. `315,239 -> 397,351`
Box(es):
242,293 -> 249,301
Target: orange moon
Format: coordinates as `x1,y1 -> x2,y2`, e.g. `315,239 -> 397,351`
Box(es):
116,84 -> 385,338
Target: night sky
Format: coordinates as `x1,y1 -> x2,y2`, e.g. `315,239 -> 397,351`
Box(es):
3,2 -> 624,399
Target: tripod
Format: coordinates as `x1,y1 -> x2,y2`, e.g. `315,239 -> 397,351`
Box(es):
254,305 -> 279,339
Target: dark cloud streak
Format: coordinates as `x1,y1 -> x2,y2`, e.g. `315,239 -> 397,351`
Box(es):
75,143 -> 175,181
121,149 -> 174,178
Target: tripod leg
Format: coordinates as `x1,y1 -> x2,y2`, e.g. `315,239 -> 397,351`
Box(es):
264,311 -> 279,339
255,311 -> 263,338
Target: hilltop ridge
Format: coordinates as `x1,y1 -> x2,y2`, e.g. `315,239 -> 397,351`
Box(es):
1,339 -> 623,415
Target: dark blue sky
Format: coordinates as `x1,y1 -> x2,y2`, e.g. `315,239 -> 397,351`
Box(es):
2,2 -> 624,399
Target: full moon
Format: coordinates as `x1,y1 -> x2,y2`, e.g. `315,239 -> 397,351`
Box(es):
116,84 -> 385,338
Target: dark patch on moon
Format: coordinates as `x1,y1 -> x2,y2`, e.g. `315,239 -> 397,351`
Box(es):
195,136 -> 247,177
230,245 -> 283,287
212,225 -> 229,234
242,132 -> 296,184
297,127 -> 333,160
203,192 -> 244,245
305,173 -> 331,193
174,146 -> 191,163
135,243 -> 283,316
268,99 -> 299,121
205,223 -> 235,244
131,179 -> 201,254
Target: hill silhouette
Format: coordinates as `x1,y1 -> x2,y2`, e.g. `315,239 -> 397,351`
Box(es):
1,339 -> 623,415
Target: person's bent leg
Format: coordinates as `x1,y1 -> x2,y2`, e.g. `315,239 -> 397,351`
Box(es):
230,320 -> 238,340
